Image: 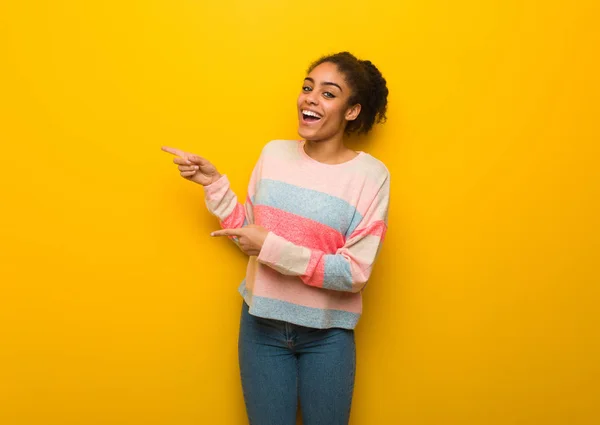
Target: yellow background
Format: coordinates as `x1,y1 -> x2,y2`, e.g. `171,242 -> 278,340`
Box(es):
1,1 -> 598,424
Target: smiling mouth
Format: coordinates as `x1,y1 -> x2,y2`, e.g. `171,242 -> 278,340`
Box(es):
301,109 -> 322,123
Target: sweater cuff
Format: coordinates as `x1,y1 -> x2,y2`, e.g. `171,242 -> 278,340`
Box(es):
257,231 -> 284,266
202,174 -> 229,197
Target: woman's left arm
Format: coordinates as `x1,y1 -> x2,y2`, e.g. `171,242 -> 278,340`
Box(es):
254,175 -> 390,293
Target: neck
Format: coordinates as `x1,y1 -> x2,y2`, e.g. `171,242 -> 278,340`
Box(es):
303,132 -> 357,164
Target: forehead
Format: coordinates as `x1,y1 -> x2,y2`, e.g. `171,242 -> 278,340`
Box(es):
306,62 -> 348,90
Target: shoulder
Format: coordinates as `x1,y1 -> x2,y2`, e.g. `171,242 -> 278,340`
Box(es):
255,140 -> 300,164
358,152 -> 391,185
260,139 -> 298,155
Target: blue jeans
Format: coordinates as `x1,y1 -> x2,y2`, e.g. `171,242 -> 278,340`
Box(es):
238,301 -> 356,425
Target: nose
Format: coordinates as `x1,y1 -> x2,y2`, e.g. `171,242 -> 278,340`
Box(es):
305,91 -> 319,106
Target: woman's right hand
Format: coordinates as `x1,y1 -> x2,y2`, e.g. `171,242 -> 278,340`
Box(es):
161,146 -> 222,186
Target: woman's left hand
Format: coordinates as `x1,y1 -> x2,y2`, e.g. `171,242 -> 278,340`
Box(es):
211,225 -> 269,256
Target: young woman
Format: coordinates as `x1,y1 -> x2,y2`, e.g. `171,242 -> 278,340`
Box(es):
162,51 -> 390,425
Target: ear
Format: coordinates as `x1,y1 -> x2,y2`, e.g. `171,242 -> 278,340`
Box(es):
345,104 -> 361,121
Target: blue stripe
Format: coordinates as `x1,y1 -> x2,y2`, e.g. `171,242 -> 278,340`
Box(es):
252,179 -> 363,236
238,280 -> 360,330
323,255 -> 353,291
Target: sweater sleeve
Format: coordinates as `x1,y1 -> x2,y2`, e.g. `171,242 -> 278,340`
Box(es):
256,174 -> 390,293
202,153 -> 262,240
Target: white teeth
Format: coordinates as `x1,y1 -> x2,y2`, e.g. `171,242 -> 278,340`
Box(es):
302,110 -> 321,118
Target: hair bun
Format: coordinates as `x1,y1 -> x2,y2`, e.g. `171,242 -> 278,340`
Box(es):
360,59 -> 388,126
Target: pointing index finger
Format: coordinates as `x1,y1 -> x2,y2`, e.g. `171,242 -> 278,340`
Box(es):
161,146 -> 186,157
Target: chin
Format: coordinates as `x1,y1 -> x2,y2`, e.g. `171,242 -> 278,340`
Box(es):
298,125 -> 326,142
298,126 -> 314,140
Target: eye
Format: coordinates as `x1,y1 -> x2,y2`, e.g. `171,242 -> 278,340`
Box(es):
323,92 -> 335,99
302,86 -> 312,92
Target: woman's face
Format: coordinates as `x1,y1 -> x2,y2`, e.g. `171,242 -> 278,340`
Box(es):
297,62 -> 361,142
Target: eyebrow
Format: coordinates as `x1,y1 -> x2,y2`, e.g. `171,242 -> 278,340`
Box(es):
304,77 -> 343,92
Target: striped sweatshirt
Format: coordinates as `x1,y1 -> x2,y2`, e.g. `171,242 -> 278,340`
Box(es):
203,139 -> 390,329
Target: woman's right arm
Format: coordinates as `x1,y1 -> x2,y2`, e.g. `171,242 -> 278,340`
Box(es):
161,145 -> 258,237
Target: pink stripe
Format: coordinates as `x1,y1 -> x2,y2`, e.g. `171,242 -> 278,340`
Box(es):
250,263 -> 362,313
222,202 -> 245,229
350,257 -> 371,279
254,205 -> 344,252
304,250 -> 324,287
349,220 -> 387,240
